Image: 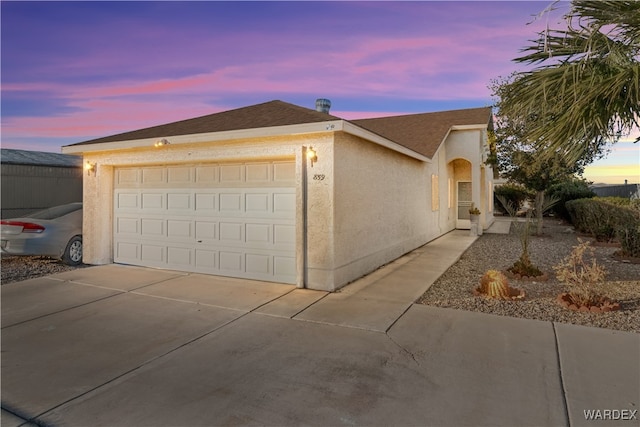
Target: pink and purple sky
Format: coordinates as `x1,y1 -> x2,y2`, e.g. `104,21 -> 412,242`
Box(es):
1,1 -> 637,184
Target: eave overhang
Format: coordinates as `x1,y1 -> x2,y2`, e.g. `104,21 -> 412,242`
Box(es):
62,120 -> 430,162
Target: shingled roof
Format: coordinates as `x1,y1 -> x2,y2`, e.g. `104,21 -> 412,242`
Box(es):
67,100 -> 492,160
71,100 -> 341,146
351,107 -> 492,158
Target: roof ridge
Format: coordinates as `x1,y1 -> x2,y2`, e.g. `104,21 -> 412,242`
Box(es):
351,105 -> 491,123
70,99 -> 340,146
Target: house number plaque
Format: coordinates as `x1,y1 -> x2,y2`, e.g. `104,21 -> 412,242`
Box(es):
313,174 -> 325,181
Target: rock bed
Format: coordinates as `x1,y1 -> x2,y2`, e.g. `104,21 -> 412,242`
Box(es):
1,255 -> 87,285
417,219 -> 640,333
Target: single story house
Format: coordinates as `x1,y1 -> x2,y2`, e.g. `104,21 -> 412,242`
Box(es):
62,100 -> 495,292
1,148 -> 83,219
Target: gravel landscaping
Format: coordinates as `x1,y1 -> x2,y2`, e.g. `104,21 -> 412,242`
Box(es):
418,218 -> 640,333
1,255 -> 88,285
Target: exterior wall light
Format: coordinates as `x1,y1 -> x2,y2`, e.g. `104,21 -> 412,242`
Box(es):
307,146 -> 318,167
154,138 -> 170,147
85,161 -> 96,176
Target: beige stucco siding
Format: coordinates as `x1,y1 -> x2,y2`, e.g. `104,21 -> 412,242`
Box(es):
81,133 -> 334,289
76,122 -> 493,292
331,132 -> 429,289
430,146 -> 457,236
303,138 -> 337,289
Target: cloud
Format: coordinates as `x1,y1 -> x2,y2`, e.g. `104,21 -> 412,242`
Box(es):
1,98 -> 222,140
1,0 -> 554,152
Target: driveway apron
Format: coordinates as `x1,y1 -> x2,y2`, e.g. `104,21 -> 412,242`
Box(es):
2,231 -> 639,426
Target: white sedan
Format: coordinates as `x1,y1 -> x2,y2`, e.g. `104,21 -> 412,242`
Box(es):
1,203 -> 83,265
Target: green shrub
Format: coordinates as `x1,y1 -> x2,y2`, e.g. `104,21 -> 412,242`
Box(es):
566,198 -> 640,243
596,196 -> 631,207
547,179 -> 595,220
494,184 -> 532,214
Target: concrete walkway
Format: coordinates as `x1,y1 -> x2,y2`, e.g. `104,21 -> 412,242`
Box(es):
295,230 -> 477,332
2,230 -> 638,427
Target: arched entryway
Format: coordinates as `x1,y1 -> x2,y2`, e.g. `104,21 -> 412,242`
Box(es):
449,158 -> 473,229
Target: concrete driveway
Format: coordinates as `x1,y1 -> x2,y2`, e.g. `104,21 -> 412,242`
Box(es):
2,232 -> 639,426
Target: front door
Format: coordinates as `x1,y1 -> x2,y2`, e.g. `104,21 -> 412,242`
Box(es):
456,181 -> 472,229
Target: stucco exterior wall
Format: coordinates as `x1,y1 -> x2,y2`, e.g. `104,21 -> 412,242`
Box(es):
81,133 -> 336,290
331,132 -> 429,289
77,124 -> 493,292
428,146 -> 457,239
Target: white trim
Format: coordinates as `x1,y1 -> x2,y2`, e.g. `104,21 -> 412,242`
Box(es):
62,119 -> 430,162
451,124 -> 488,131
62,121 -> 345,155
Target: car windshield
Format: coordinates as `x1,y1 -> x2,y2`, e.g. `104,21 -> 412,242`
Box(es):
29,203 -> 82,220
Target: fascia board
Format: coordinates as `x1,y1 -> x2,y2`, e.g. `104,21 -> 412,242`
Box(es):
451,124 -> 488,131
341,122 -> 430,162
61,120 -> 345,154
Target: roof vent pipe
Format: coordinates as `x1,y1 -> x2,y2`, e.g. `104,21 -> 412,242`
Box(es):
315,98 -> 331,113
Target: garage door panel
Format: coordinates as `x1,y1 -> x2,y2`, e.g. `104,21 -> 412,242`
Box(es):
273,162 -> 295,182
273,193 -> 295,216
274,224 -> 295,245
195,193 -> 216,211
117,193 -> 139,209
167,220 -> 192,238
116,168 -> 140,186
245,193 -> 269,213
274,256 -> 296,277
141,244 -> 164,262
167,193 -> 191,210
246,253 -> 271,274
219,251 -> 243,272
167,246 -> 191,265
114,162 -> 296,284
246,223 -> 270,245
167,166 -> 192,184
117,217 -> 139,234
219,193 -> 242,213
116,242 -> 139,260
195,249 -> 217,270
141,219 -> 164,237
220,164 -> 244,183
142,168 -> 165,184
219,222 -> 243,242
246,163 -> 270,183
195,165 -> 218,183
195,221 -> 217,240
142,193 -> 164,210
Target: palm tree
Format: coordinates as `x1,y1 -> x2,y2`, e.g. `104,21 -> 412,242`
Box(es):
497,0 -> 639,165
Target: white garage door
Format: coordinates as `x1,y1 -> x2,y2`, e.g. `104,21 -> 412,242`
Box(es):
113,162 -> 297,284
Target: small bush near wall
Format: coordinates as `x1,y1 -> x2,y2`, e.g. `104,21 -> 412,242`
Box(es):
547,179 -> 595,221
566,198 -> 640,248
618,224 -> 640,257
494,184 -> 533,214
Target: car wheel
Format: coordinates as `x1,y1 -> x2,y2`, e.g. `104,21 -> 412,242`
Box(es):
62,236 -> 83,266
